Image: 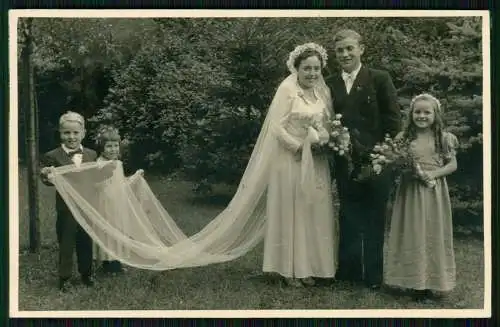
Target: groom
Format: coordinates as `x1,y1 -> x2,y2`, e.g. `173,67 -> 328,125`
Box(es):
325,29 -> 401,289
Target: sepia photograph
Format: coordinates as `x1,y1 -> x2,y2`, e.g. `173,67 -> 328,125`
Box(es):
8,10 -> 491,318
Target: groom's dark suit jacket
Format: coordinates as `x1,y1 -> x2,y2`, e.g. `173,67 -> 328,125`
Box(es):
326,65 -> 401,284
326,65 -> 401,163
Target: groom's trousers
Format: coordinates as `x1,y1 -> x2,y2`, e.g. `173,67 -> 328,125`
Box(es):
333,156 -> 392,285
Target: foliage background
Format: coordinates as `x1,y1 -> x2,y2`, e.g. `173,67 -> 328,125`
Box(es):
17,17 -> 484,230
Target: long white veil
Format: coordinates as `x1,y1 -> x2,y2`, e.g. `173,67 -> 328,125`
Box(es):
45,73 -> 332,271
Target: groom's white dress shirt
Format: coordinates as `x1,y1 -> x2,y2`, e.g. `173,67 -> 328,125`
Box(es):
341,64 -> 362,94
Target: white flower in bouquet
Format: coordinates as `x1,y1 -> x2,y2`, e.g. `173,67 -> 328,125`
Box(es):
373,163 -> 383,175
338,132 -> 350,147
325,113 -> 351,156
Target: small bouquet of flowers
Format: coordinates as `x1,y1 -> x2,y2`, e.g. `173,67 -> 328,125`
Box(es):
325,114 -> 351,156
366,134 -> 436,188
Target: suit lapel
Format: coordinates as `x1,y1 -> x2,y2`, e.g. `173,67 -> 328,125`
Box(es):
329,73 -> 347,102
348,66 -> 370,98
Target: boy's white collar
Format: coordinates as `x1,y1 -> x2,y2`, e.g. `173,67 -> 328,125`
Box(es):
61,144 -> 83,153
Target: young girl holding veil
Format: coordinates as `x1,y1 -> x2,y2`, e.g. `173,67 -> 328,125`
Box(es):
262,43 -> 339,287
92,125 -> 143,274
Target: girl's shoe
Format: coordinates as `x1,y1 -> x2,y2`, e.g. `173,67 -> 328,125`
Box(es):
301,277 -> 316,286
411,289 -> 429,302
284,278 -> 303,288
101,260 -> 111,273
109,261 -> 124,273
425,289 -> 448,302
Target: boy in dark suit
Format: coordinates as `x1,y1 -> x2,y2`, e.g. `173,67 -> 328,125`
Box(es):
40,111 -> 97,292
325,29 -> 401,289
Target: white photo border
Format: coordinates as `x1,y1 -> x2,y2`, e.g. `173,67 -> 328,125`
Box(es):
8,9 -> 492,319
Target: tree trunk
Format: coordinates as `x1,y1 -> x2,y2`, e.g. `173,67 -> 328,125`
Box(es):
21,18 -> 40,253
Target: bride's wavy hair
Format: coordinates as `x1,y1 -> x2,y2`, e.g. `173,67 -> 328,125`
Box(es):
402,93 -> 445,154
293,49 -> 324,70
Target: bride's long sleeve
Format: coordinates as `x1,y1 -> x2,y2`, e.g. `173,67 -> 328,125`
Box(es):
271,97 -> 303,153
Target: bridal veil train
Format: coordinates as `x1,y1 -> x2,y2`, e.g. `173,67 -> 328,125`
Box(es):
43,46 -> 334,272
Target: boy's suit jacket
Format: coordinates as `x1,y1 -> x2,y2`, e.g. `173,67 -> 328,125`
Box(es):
40,146 -> 98,213
326,65 -> 401,163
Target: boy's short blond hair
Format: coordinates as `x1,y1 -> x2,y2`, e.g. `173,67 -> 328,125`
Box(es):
59,111 -> 85,129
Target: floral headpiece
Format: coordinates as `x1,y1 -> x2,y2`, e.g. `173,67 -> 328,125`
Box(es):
410,93 -> 442,113
286,42 -> 328,74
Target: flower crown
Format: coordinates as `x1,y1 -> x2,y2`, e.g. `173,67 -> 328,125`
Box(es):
286,42 -> 328,74
410,93 -> 442,113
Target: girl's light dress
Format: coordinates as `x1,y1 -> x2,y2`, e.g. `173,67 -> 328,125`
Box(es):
92,157 -> 130,263
384,131 -> 459,291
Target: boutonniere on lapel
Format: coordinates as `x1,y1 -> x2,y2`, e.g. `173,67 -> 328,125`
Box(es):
355,85 -> 363,92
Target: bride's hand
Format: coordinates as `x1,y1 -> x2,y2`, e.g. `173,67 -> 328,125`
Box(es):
318,128 -> 330,145
307,126 -> 320,144
294,146 -> 303,162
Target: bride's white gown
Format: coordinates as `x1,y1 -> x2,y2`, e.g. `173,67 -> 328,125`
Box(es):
263,88 -> 338,278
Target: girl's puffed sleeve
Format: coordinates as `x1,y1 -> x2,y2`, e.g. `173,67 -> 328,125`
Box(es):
442,132 -> 459,160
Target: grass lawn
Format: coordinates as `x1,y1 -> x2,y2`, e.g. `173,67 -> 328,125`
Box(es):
16,166 -> 485,311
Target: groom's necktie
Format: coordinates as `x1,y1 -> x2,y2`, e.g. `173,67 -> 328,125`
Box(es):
342,72 -> 355,94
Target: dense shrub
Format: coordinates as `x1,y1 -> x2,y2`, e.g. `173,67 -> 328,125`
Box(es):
21,17 -> 484,228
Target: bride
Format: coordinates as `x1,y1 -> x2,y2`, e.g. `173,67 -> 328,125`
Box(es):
263,43 -> 338,287
45,43 -> 339,285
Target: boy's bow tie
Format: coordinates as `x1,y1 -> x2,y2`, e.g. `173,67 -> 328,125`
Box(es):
68,149 -> 83,157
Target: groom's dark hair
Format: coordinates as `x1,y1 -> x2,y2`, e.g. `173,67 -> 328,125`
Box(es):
332,29 -> 363,45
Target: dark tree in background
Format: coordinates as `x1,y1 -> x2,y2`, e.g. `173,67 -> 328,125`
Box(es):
19,18 -> 41,252
18,16 -> 485,231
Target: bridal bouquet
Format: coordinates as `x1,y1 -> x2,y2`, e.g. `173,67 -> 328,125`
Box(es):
369,134 -> 413,174
360,134 -> 435,187
325,114 -> 351,156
